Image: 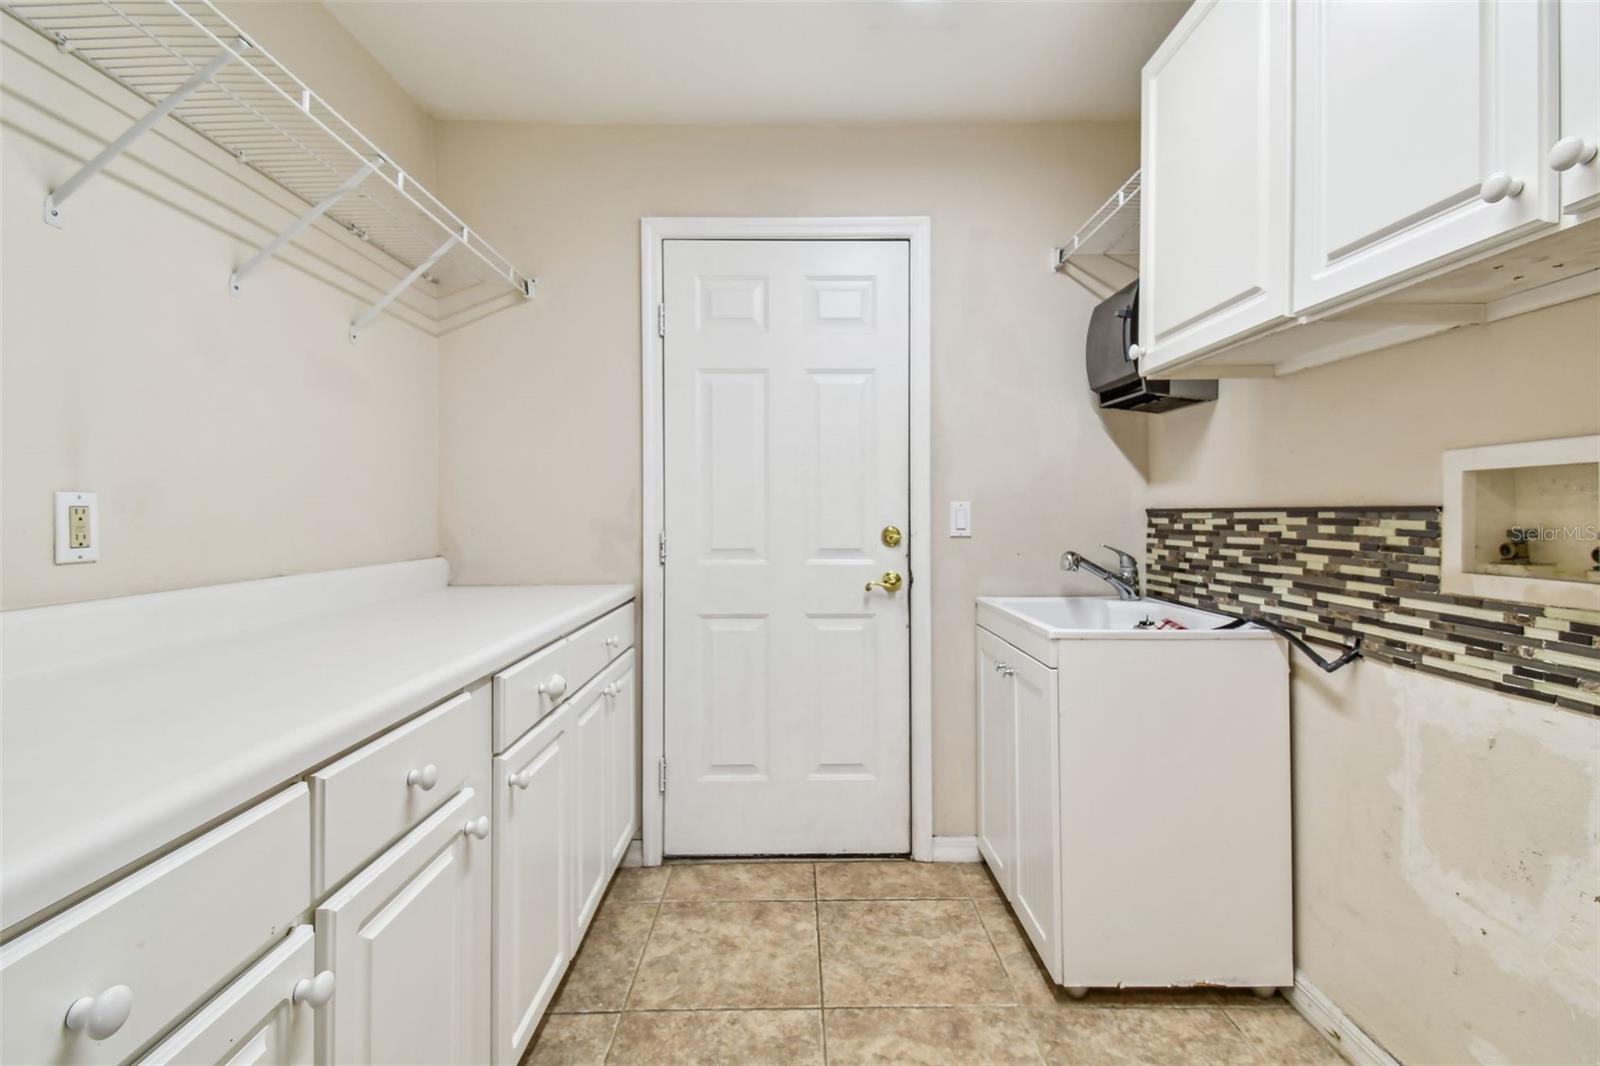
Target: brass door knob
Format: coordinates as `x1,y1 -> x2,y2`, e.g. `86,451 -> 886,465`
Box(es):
881,524 -> 902,547
865,571 -> 904,593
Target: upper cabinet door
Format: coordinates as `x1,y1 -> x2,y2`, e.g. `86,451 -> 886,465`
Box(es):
1293,0 -> 1559,311
1139,0 -> 1293,374
1557,0 -> 1600,215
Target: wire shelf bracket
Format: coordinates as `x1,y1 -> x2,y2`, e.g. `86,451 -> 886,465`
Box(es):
350,233 -> 458,344
43,40 -> 241,226
231,156 -> 378,295
6,0 -> 536,326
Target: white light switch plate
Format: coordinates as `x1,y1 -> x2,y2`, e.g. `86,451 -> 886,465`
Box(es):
54,490 -> 99,564
949,501 -> 972,537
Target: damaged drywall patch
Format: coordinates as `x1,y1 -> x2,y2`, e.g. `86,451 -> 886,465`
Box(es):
1388,667 -> 1600,1020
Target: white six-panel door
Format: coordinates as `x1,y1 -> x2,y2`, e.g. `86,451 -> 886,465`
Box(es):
662,239 -> 910,855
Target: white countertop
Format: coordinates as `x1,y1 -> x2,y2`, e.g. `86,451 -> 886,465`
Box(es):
1,575 -> 632,932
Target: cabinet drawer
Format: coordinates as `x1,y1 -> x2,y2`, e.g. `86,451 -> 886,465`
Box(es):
139,926 -> 317,1066
312,687 -> 488,893
494,604 -> 635,753
494,637 -> 575,753
0,785 -> 310,1066
565,603 -> 634,693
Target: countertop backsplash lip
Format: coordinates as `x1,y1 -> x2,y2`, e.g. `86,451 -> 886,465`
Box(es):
1145,506 -> 1600,717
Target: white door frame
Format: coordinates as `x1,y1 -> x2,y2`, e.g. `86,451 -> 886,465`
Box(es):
640,216 -> 933,865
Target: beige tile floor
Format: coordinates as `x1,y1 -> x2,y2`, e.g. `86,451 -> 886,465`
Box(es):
522,860 -> 1344,1066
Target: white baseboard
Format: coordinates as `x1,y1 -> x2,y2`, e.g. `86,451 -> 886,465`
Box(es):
929,835 -> 980,862
622,838 -> 644,868
1286,969 -> 1399,1066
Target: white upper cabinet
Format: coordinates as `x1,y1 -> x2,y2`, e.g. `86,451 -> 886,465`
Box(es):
1293,0 -> 1559,310
1138,0 -> 1292,373
1557,0 -> 1600,215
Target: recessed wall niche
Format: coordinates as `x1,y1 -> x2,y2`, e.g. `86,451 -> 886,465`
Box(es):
1443,436 -> 1600,610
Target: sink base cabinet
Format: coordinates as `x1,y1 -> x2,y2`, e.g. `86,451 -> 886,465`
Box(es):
975,624 -> 1292,991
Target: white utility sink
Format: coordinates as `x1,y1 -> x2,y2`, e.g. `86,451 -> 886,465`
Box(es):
974,593 -> 1292,994
976,595 -> 1271,666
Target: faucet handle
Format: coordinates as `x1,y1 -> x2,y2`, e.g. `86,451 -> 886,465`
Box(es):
1100,544 -> 1139,574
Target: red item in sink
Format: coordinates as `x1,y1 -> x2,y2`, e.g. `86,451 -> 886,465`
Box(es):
1156,618 -> 1188,630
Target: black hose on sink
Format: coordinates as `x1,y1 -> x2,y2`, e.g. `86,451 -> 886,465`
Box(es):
1144,595 -> 1363,674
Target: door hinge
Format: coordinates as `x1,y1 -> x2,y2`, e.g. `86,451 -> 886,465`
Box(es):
657,758 -> 667,793
658,530 -> 667,565
657,303 -> 666,338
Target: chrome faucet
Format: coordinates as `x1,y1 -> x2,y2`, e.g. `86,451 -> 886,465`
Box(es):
1061,545 -> 1141,601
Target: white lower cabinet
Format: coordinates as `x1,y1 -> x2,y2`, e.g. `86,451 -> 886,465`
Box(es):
975,621 -> 1291,992
492,704 -> 572,1066
605,656 -> 638,869
1007,651 -> 1061,984
573,682 -> 611,940
976,631 -> 1060,982
975,628 -> 1016,896
316,787 -> 491,1066
0,786 -> 310,1066
490,649 -> 637,1065
140,927 -> 319,1066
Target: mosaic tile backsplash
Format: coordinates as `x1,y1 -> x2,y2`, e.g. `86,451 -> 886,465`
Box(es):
1145,507 -> 1600,717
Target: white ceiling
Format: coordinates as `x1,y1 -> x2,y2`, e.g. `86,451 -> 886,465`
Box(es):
324,1 -> 1188,125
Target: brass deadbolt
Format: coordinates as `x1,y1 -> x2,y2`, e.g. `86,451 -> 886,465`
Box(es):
881,524 -> 903,547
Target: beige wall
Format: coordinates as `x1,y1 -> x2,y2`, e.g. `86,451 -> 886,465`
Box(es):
1149,302 -> 1600,1065
1,6 -> 442,609
216,1 -> 438,186
434,121 -> 1148,836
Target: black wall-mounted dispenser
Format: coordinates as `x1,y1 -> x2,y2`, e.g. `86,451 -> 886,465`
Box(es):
1085,280 -> 1217,413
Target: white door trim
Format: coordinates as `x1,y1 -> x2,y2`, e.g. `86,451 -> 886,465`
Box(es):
640,216 -> 933,865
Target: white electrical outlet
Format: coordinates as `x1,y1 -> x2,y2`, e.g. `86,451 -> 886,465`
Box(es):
54,491 -> 99,564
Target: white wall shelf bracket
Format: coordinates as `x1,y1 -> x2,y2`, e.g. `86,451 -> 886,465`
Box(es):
43,44 -> 243,228
231,158 -> 381,295
349,234 -> 459,343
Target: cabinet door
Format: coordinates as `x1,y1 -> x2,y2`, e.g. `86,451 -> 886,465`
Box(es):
572,685 -> 610,939
1294,0 -> 1558,310
139,927 -> 316,1066
492,709 -> 571,1066
316,787 -> 491,1066
975,628 -> 1016,896
1010,652 -> 1062,984
605,653 -> 639,867
1139,0 -> 1292,373
1558,0 -> 1600,215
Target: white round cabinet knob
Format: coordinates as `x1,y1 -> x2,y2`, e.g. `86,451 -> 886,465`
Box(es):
509,768 -> 533,790
1549,136 -> 1599,172
1127,343 -> 1145,361
463,816 -> 490,840
405,763 -> 439,790
64,985 -> 134,1040
537,674 -> 567,700
604,635 -> 620,649
1479,172 -> 1524,203
292,970 -> 336,1009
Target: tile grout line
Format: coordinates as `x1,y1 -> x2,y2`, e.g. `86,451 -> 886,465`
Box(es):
968,872 -> 1050,1066
604,872 -> 668,1062
813,863 -> 829,1066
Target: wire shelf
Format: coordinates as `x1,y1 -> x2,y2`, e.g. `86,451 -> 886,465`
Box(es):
1053,169 -> 1139,299
3,0 -> 533,296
